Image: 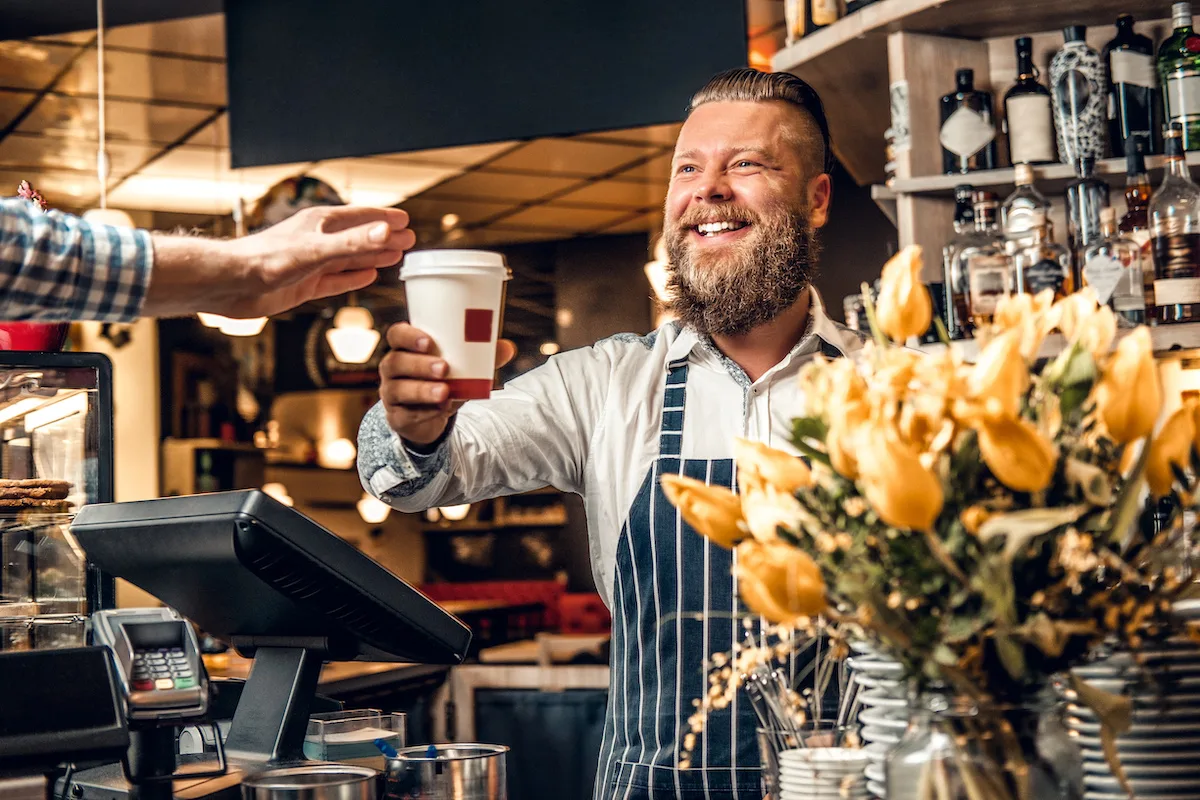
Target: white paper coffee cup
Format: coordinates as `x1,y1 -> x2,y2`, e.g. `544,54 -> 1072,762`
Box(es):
399,249 -> 512,401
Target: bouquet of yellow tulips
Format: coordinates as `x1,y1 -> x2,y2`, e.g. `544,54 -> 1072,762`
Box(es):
663,246 -> 1200,793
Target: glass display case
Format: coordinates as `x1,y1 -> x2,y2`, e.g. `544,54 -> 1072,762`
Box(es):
0,353 -> 113,652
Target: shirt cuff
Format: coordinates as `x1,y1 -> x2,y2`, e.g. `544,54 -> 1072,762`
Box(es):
70,214 -> 153,323
357,402 -> 450,500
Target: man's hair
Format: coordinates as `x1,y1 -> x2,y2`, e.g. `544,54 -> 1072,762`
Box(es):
687,68 -> 834,177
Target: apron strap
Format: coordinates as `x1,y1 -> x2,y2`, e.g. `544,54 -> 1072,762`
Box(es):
658,357 -> 689,457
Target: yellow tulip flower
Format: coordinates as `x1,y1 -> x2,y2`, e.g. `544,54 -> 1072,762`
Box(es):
1147,404 -> 1196,498
975,413 -> 1057,493
875,245 -> 932,342
735,539 -> 827,622
1094,328 -> 1161,444
661,473 -> 747,549
734,438 -> 813,495
857,419 -> 944,530
968,328 -> 1029,418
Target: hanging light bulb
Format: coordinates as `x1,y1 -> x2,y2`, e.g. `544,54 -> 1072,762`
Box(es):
216,316 -> 268,337
439,503 -> 472,521
83,0 -> 134,230
325,305 -> 381,364
317,437 -> 357,470
357,492 -> 391,525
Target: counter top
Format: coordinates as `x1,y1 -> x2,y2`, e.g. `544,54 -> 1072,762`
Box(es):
203,653 -> 448,694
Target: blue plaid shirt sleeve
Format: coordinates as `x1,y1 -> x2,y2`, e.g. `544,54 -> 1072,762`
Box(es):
0,197 -> 153,322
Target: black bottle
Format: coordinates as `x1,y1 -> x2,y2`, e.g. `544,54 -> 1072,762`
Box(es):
940,68 -> 999,174
1004,37 -> 1056,164
1103,14 -> 1161,155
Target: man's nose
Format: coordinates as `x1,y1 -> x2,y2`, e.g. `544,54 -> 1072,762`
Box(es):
694,171 -> 732,202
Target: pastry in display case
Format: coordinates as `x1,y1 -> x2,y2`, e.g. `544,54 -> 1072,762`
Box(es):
0,353 -> 113,652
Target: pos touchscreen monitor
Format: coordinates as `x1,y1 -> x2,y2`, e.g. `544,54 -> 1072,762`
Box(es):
71,490 -> 470,664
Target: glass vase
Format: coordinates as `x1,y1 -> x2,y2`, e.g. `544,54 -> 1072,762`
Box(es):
886,687 -> 1082,800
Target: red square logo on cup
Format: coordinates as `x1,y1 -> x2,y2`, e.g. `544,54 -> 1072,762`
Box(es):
464,308 -> 494,343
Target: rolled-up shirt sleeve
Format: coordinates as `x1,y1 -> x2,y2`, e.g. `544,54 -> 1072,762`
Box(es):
357,342 -> 613,513
0,198 -> 152,322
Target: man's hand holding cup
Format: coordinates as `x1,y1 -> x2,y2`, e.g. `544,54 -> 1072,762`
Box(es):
381,250 -> 515,447
379,323 -> 516,446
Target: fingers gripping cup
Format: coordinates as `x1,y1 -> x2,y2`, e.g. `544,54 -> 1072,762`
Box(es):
399,250 -> 512,401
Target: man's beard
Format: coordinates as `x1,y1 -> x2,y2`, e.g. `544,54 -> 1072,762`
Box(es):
663,202 -> 819,337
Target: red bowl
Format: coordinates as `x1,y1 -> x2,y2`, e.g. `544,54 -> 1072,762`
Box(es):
0,323 -> 70,352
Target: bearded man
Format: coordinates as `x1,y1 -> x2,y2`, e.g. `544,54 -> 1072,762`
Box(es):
357,68 -> 867,800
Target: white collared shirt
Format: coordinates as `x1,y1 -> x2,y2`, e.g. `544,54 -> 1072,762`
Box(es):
357,290 -> 866,607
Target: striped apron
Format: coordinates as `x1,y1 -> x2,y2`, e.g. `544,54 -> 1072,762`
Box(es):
594,355 -> 763,800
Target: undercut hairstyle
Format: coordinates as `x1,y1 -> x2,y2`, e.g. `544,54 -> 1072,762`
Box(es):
687,68 -> 834,179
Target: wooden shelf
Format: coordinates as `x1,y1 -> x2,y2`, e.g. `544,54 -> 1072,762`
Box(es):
916,322 -> 1200,362
887,152 -> 1200,198
772,0 -> 1169,186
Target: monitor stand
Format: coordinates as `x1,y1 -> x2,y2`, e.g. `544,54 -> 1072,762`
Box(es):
69,646 -> 327,800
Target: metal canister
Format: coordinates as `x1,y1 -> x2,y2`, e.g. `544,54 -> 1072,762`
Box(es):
242,764 -> 381,800
384,744 -> 508,800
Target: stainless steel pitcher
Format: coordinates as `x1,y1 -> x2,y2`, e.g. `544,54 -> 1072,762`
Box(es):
384,744 -> 508,800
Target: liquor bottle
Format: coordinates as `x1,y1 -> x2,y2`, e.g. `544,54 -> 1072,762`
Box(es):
1066,157 -> 1112,264
1082,207 -> 1147,323
1004,37 -> 1057,165
940,69 -> 998,174
1119,136 -> 1156,313
1001,164 -> 1051,253
1050,27 -> 1109,168
1158,2 -> 1200,151
811,0 -> 841,27
1104,15 -> 1160,156
1014,210 -> 1073,299
943,185 -> 976,339
1150,123 -> 1200,324
952,191 -> 1009,330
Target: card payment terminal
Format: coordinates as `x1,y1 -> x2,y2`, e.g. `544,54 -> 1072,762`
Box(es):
91,608 -> 208,723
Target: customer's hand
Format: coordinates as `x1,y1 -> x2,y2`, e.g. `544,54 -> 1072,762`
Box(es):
379,322 -> 517,446
145,206 -> 416,319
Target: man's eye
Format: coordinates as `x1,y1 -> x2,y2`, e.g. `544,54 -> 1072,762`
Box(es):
677,164 -> 697,174
735,160 -> 759,169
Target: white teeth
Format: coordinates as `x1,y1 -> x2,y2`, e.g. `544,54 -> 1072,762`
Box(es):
696,221 -> 747,236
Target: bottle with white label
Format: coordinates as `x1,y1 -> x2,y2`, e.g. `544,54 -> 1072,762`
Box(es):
1150,123 -> 1200,323
810,0 -> 841,27
954,191 -> 1010,327
1004,37 -> 1056,165
1001,164 -> 1051,254
1158,2 -> 1200,151
940,68 -> 998,174
1051,26 -> 1109,168
1083,207 -> 1146,324
1014,210 -> 1073,301
1104,15 -> 1160,156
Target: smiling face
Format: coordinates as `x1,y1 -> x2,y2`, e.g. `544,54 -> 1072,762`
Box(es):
663,100 -> 832,336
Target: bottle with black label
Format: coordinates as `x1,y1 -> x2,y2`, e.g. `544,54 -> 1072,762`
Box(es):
1119,136 -> 1155,313
1083,207 -> 1146,323
1004,37 -> 1056,165
1014,210 -> 1073,300
940,68 -> 998,174
1150,123 -> 1200,323
1103,15 -> 1160,156
1158,2 -> 1200,150
1051,26 -> 1109,168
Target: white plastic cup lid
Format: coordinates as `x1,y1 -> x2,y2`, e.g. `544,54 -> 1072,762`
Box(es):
400,249 -> 511,280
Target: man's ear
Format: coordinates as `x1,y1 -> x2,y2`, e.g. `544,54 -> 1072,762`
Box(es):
806,172 -> 833,229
